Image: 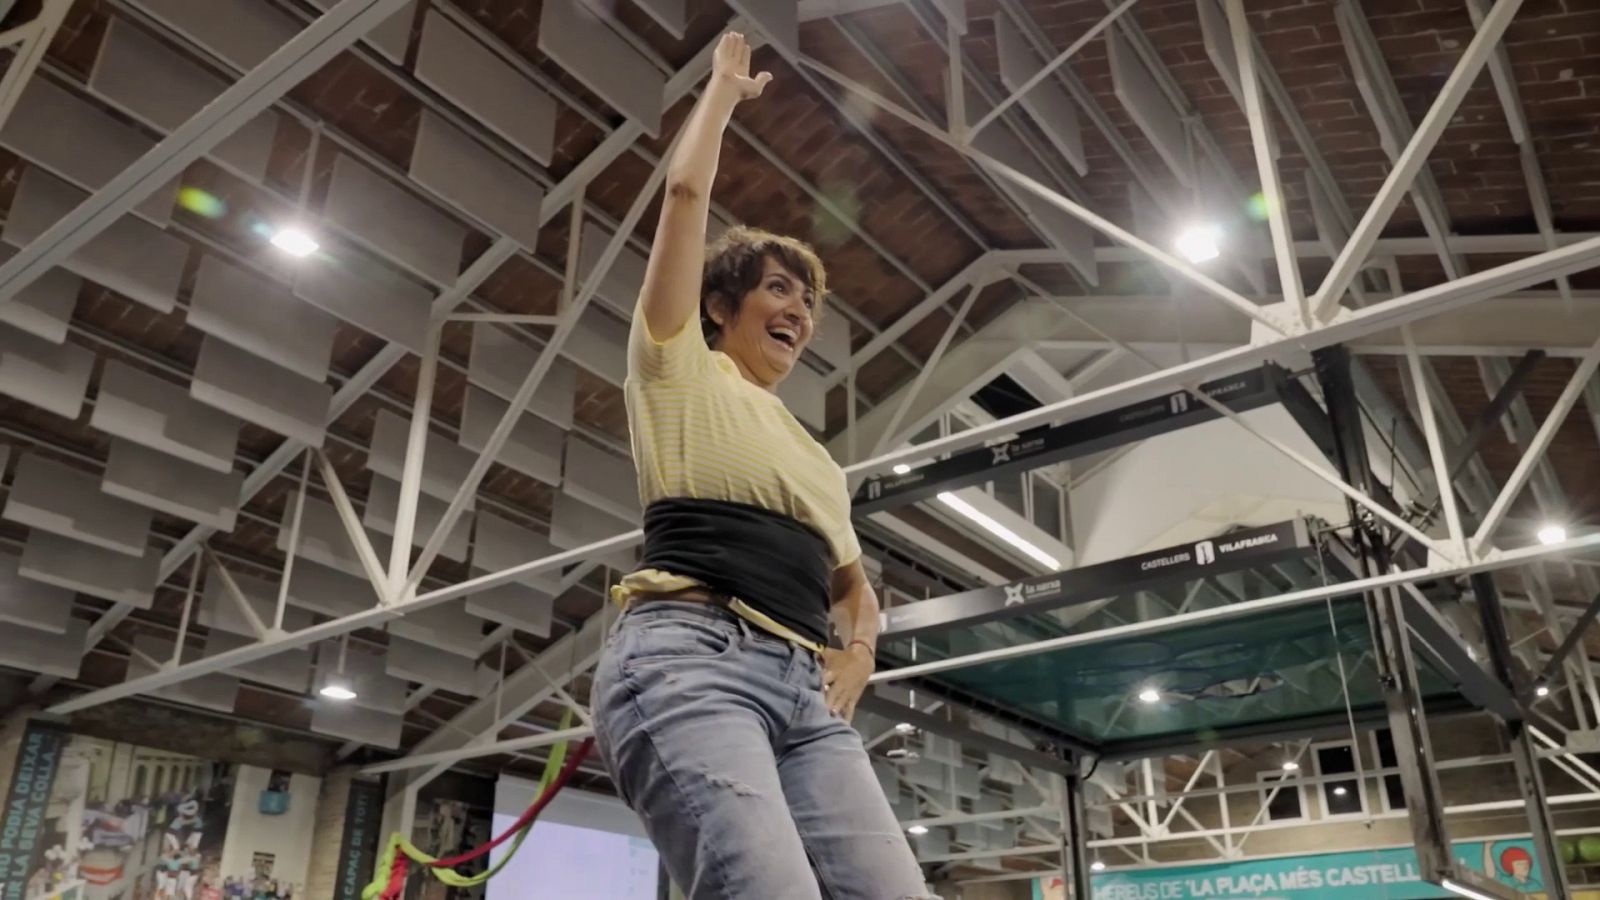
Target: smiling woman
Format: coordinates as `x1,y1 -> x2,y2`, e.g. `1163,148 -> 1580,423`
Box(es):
585,30 -> 933,900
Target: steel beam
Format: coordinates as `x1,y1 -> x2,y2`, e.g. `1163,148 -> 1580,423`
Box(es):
1473,333 -> 1600,553
857,694 -> 1078,775
1060,775 -> 1093,900
801,56 -> 1283,333
360,725 -> 594,775
1226,0 -> 1306,327
1313,0 -> 1526,319
1473,573 -> 1573,898
401,134 -> 675,599
969,0 -> 1136,138
1535,592 -> 1600,691
47,229 -> 1600,710
1320,345 -> 1454,886
872,280 -> 983,456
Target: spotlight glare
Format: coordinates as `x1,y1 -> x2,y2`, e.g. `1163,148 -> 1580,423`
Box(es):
318,683 -> 357,701
906,824 -> 929,836
270,226 -> 320,258
1137,687 -> 1161,704
1281,760 -> 1300,772
1175,224 -> 1222,264
892,464 -> 912,475
1537,523 -> 1568,546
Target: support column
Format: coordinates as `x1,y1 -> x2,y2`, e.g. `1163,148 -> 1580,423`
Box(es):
1316,346 -> 1453,882
1473,572 -> 1573,898
1059,768 -> 1092,900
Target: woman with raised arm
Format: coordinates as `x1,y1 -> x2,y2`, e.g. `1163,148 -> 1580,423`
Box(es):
588,30 -> 934,900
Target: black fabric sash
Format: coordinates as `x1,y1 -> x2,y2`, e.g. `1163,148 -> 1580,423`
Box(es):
639,497 -> 833,646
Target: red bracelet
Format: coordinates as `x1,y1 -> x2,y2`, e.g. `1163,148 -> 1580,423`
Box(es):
848,638 -> 875,656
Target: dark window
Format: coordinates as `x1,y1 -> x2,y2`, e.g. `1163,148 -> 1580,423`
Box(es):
1260,774 -> 1303,821
1316,744 -> 1364,816
1032,476 -> 1063,541
1374,729 -> 1407,810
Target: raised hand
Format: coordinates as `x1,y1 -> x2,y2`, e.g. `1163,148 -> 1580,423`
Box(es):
711,31 -> 772,101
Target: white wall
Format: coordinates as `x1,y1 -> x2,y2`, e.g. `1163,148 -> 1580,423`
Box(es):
219,765 -> 321,890
1069,406 -> 1347,565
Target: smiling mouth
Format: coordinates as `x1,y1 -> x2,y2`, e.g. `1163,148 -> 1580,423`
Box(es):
767,328 -> 798,351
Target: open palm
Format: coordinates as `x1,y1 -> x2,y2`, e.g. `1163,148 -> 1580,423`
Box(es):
713,32 -> 772,100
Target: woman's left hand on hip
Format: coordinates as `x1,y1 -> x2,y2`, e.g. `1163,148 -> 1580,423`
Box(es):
822,644 -> 875,721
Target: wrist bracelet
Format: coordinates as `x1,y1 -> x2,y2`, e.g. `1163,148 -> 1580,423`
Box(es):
848,638 -> 875,656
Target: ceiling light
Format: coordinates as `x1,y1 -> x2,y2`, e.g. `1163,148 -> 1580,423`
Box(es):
893,464 -> 912,475
1090,861 -> 1106,872
937,491 -> 1060,571
270,226 -> 320,258
1281,761 -> 1300,772
1441,878 -> 1500,900
1536,684 -> 1551,698
886,747 -> 919,761
1175,224 -> 1222,264
1137,687 -> 1161,704
906,824 -> 929,836
894,722 -> 917,735
1537,523 -> 1568,546
318,678 -> 357,702
1333,786 -> 1348,797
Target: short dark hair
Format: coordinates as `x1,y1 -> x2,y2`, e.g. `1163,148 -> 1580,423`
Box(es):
701,225 -> 827,345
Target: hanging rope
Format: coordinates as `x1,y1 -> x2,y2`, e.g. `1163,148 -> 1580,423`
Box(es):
363,710 -> 594,900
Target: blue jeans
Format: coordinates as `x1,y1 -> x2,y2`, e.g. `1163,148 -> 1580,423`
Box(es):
592,602 -> 936,900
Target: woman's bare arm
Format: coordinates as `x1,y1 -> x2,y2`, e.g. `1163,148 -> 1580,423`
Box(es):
637,32 -> 770,341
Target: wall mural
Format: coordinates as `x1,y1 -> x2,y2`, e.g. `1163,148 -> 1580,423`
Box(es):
1032,838 -> 1600,900
0,722 -> 319,900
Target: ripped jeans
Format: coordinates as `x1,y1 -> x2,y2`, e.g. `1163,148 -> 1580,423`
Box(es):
592,602 -> 936,900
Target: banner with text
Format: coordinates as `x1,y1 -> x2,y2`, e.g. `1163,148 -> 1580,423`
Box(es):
0,721 -> 69,900
1033,839 -> 1584,900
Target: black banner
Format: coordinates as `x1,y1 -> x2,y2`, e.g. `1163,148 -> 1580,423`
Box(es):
0,720 -> 68,900
854,366 -> 1282,514
880,519 -> 1311,639
334,777 -> 385,900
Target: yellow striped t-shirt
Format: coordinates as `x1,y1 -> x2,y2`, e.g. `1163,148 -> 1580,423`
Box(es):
612,309 -> 860,638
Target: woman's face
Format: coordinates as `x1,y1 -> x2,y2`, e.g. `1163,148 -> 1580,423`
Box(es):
712,256 -> 816,390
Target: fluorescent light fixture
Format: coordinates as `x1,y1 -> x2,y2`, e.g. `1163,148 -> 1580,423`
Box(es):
892,464 -> 912,475
906,824 -> 929,836
1537,523 -> 1568,545
894,722 -> 917,735
1281,760 -> 1300,772
270,226 -> 320,257
1175,223 -> 1222,263
936,491 -> 1060,571
1441,878 -> 1500,900
1137,687 -> 1161,704
1090,861 -> 1106,872
1535,684 -> 1551,698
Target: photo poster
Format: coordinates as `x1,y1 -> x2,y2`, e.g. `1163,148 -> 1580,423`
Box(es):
406,799 -> 492,900
1033,839 -> 1600,900
0,723 -> 319,900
